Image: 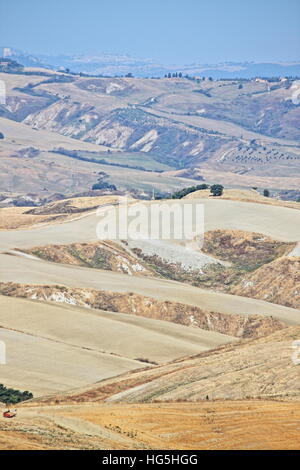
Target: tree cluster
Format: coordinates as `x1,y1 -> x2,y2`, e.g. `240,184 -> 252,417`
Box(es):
0,384 -> 33,404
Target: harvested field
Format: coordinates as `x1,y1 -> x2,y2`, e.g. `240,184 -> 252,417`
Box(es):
0,282 -> 286,339
0,294 -> 234,395
0,401 -> 298,450
36,326 -> 300,404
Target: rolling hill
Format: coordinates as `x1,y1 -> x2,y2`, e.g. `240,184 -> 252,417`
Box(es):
1,69 -> 300,199
0,66 -> 300,451
30,325 -> 300,404
0,295 -> 235,396
0,400 -> 299,450
3,48 -> 300,78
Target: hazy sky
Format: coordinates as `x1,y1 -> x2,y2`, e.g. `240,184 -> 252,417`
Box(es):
1,0 -> 299,63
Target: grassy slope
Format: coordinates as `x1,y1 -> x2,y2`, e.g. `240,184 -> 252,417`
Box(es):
0,294 -> 234,395
35,326 -> 300,404
0,401 -> 299,450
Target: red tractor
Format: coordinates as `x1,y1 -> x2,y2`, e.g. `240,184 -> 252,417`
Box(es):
3,410 -> 16,418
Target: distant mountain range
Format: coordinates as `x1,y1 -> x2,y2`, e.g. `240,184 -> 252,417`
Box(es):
1,46 -> 300,78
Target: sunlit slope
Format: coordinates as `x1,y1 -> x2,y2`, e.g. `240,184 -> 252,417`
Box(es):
0,295 -> 234,395
0,197 -> 299,325
0,199 -> 299,251
2,72 -> 300,192
1,401 -> 299,450
0,254 -> 299,325
0,116 -> 112,152
38,326 -> 300,404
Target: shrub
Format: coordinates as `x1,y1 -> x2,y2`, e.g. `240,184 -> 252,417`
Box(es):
0,384 -> 33,404
92,181 -> 117,191
171,184 -> 209,199
210,184 -> 224,197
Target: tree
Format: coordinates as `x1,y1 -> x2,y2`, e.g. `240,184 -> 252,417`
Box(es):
210,184 -> 224,197
92,181 -> 117,191
0,132 -> 4,139
263,189 -> 270,197
171,184 -> 209,200
0,384 -> 33,404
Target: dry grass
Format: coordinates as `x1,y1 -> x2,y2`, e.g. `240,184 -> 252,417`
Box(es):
28,195 -> 128,214
202,229 -> 293,268
0,293 -> 235,395
65,401 -> 300,450
231,256 -> 300,309
2,401 -> 299,449
1,250 -> 299,325
26,240 -> 155,276
0,281 -> 286,339
0,207 -> 62,230
184,188 -> 300,209
29,326 -> 300,406
0,195 -> 126,230
0,116 -> 112,152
